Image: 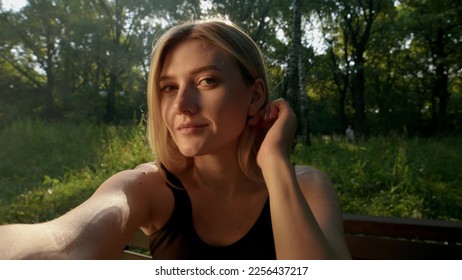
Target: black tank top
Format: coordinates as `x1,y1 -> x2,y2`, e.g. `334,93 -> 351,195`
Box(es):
149,166 -> 276,259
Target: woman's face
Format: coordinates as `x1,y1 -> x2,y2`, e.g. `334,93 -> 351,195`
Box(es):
159,39 -> 254,158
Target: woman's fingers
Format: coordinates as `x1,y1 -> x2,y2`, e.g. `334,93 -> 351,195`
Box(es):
248,99 -> 282,127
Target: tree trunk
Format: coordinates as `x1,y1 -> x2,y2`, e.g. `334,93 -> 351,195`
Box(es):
339,87 -> 347,133
343,0 -> 381,137
299,54 -> 311,145
327,30 -> 350,134
104,0 -> 123,123
44,41 -> 55,120
286,24 -> 300,120
287,0 -> 307,143
105,71 -> 117,123
433,27 -> 449,134
352,52 -> 367,136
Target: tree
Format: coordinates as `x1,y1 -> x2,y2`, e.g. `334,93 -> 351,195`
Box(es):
86,0 -> 157,122
400,0 -> 462,134
285,0 -> 311,144
311,0 -> 394,136
2,0 -> 461,135
342,0 -> 394,136
1,0 -> 202,122
205,0 -> 289,81
1,0 -> 66,119
315,6 -> 352,133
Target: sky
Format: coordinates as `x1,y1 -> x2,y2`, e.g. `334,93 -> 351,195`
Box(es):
1,0 -> 27,10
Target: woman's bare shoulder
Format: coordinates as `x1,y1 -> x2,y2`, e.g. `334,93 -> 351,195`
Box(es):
131,162 -> 174,235
97,162 -> 174,235
294,165 -> 340,219
97,162 -> 164,193
295,165 -> 351,259
134,162 -> 161,174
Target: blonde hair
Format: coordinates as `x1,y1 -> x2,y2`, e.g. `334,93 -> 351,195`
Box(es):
147,18 -> 270,182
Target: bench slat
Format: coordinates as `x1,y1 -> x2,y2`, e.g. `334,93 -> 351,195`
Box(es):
119,250 -> 152,260
343,213 -> 462,243
345,235 -> 462,260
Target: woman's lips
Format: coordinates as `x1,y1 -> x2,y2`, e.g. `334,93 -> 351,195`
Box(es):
177,123 -> 208,134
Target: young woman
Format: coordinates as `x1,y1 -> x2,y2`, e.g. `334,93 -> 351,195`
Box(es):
0,18 -> 351,260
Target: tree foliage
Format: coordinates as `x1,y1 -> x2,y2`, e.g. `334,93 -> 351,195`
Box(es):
0,0 -> 461,136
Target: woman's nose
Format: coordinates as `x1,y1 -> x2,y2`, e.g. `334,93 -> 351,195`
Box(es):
174,84 -> 198,115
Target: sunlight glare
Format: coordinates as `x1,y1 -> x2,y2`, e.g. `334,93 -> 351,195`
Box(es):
2,0 -> 27,11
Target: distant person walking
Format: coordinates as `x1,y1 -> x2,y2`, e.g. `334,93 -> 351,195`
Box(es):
346,125 -> 355,142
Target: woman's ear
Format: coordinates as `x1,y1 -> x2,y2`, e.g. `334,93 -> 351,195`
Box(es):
248,79 -> 266,116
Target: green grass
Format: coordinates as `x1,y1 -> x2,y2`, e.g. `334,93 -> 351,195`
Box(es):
0,119 -> 153,224
291,135 -> 462,221
1,119 -> 461,224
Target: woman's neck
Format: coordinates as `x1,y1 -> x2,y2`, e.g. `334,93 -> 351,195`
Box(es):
180,149 -> 257,199
195,156 -> 242,190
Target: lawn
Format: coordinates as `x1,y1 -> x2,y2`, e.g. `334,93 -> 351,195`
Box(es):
291,135 -> 462,221
0,119 -> 152,224
1,119 -> 461,224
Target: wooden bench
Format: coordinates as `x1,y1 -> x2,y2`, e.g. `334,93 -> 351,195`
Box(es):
343,213 -> 462,259
120,214 -> 462,260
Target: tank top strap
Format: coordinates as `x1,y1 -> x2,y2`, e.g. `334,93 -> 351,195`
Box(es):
160,164 -> 193,227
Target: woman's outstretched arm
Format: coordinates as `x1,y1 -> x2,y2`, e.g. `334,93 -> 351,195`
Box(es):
0,165 -> 165,259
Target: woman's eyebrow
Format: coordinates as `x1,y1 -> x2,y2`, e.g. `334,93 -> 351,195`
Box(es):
190,65 -> 223,76
159,65 -> 223,82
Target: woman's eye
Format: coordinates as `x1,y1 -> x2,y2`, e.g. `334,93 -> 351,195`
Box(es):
160,85 -> 176,93
199,77 -> 217,86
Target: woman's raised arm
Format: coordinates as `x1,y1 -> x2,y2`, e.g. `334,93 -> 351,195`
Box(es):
251,99 -> 350,259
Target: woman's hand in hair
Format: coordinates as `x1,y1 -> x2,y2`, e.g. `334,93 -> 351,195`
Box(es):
248,98 -> 297,168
